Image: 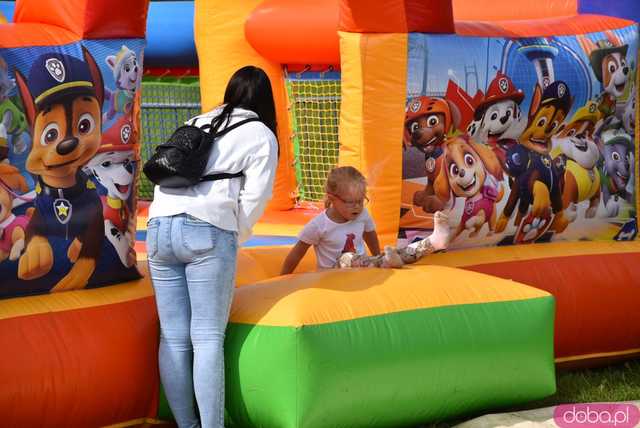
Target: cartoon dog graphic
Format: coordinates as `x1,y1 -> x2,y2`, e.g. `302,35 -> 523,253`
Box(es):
598,124 -> 633,217
496,81 -> 573,239
0,57 -> 12,162
104,45 -> 141,121
15,47 -> 105,291
0,56 -> 30,163
404,96 -> 461,212
85,117 -> 136,267
551,101 -> 602,226
621,86 -> 636,199
579,32 -> 630,118
433,135 -> 503,239
472,71 -> 526,169
622,84 -> 635,138
0,163 -> 31,261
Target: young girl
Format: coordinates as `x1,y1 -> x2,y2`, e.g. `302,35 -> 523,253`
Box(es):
280,166 -> 450,274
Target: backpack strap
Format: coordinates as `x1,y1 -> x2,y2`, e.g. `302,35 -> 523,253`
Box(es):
200,171 -> 244,182
211,117 -> 260,137
199,117 -> 261,182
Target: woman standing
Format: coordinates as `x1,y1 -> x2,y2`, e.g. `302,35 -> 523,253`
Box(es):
146,66 -> 279,428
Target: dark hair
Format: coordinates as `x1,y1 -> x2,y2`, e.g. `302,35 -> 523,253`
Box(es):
210,66 -> 278,138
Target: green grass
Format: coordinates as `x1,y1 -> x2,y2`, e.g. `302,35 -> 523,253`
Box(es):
528,360 -> 640,406
422,359 -> 640,427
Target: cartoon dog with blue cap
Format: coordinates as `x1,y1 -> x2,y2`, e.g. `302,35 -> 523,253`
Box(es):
496,81 -> 573,241
15,46 -> 105,291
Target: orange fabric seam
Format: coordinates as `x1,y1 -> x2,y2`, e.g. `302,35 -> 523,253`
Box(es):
555,348 -> 640,364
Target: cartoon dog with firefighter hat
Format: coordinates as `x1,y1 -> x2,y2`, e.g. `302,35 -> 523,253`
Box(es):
15,47 -> 105,291
404,96 -> 461,212
85,116 -> 136,267
472,71 -> 525,170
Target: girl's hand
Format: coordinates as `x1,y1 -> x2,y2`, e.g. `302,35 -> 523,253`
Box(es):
280,241 -> 311,275
363,230 -> 381,256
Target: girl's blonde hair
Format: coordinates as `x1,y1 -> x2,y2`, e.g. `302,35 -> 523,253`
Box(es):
324,166 -> 367,208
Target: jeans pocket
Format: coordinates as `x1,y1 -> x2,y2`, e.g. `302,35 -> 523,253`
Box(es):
182,217 -> 216,254
146,221 -> 160,259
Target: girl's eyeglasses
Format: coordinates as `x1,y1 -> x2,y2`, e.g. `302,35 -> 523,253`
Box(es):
329,193 -> 369,207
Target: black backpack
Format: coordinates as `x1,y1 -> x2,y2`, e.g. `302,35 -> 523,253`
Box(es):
143,117 -> 260,188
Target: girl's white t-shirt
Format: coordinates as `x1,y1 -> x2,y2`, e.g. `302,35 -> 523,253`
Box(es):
298,208 -> 376,269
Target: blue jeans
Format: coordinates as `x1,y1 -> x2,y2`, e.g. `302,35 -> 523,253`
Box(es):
146,214 -> 238,428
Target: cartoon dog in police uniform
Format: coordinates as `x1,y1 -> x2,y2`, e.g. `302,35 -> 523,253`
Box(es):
551,101 -> 602,227
496,81 -> 573,239
404,96 -> 461,212
85,116 -> 136,267
15,47 -> 105,291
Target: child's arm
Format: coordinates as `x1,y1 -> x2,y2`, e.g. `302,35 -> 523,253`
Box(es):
281,241 -> 312,275
363,230 -> 381,256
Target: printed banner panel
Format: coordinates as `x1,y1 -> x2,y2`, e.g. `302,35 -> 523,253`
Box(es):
0,40 -> 144,298
401,26 -> 639,249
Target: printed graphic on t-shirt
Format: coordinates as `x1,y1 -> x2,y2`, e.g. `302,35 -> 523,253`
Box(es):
341,233 -> 356,254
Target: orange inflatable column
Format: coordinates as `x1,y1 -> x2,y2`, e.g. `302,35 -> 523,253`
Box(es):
194,0 -> 296,211
337,0 -> 454,246
338,32 -> 408,246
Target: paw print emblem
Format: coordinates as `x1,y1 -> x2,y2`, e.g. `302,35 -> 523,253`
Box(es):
557,83 -> 566,98
425,156 -> 436,173
464,200 -> 474,216
498,77 -> 509,93
45,58 -> 66,83
120,124 -> 132,144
